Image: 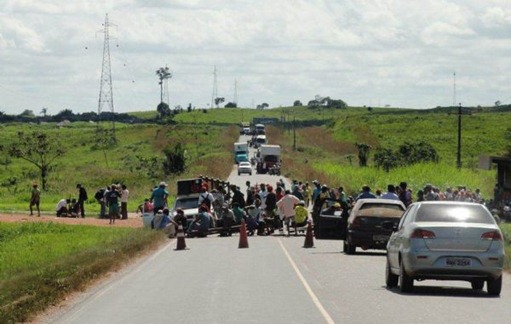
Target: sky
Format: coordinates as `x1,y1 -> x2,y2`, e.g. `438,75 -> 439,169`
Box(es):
1,0 -> 511,115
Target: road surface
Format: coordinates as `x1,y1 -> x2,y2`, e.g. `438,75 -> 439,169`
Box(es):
41,136 -> 511,323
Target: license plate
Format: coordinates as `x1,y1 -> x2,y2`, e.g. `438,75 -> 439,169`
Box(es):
446,257 -> 471,267
373,235 -> 389,241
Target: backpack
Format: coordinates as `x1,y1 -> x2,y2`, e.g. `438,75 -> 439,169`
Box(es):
201,193 -> 211,209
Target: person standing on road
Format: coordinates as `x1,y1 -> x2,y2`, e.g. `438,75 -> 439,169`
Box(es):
150,182 -> 169,214
277,190 -> 300,236
77,184 -> 88,218
230,185 -> 245,208
29,183 -> 41,217
265,185 -> 277,220
120,184 -> 129,220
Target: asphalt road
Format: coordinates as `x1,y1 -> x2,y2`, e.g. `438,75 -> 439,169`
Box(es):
42,135 -> 511,323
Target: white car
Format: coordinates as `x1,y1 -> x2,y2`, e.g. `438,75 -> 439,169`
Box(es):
238,161 -> 252,175
385,201 -> 504,295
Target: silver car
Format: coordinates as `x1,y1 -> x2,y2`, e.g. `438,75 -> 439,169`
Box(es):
385,201 -> 504,295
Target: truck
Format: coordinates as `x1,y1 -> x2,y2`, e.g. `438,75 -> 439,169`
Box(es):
234,142 -> 249,164
256,144 -> 281,174
142,178 -> 202,229
255,123 -> 265,135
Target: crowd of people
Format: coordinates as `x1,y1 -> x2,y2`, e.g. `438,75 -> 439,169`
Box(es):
32,177 -> 506,228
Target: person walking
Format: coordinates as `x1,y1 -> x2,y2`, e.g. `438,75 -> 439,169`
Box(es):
277,190 -> 300,236
29,183 -> 41,217
77,184 -> 88,218
120,184 -> 129,220
150,182 -> 169,213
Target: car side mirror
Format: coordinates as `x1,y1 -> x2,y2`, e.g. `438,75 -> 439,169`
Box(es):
382,221 -> 398,232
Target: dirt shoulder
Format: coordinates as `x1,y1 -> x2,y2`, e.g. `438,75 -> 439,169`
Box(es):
0,212 -> 144,228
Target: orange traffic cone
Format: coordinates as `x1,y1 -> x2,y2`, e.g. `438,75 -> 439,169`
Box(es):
303,222 -> 314,248
238,219 -> 249,249
175,225 -> 187,251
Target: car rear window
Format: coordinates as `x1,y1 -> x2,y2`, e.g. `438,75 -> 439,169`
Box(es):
357,203 -> 404,218
175,198 -> 199,209
415,204 -> 494,224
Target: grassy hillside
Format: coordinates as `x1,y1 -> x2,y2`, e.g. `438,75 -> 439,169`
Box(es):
0,122 -> 237,213
1,106 -> 510,212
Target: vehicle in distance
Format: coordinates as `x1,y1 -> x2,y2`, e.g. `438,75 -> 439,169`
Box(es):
234,142 -> 249,164
238,161 -> 252,175
343,199 -> 405,254
254,135 -> 267,148
385,201 -> 505,296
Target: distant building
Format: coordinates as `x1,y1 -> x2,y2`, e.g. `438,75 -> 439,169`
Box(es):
480,156 -> 511,205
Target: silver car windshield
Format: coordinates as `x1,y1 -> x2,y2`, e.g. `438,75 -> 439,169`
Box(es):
415,204 -> 494,224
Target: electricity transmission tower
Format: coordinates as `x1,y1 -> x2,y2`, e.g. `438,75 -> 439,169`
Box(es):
97,13 -> 116,136
211,66 -> 218,108
233,79 -> 238,106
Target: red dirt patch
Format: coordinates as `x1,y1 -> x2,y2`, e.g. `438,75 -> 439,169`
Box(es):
0,213 -> 144,228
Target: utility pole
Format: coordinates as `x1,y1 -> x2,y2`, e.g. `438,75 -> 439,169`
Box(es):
453,72 -> 456,107
456,103 -> 462,169
293,115 -> 296,151
97,13 -> 116,136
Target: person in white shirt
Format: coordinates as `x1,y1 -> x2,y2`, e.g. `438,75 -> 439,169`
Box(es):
121,184 -> 130,219
56,199 -> 70,217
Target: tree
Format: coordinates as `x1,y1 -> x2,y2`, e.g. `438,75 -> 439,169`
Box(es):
156,66 -> 172,104
374,148 -> 398,172
224,102 -> 237,108
91,128 -> 117,167
163,143 -> 186,174
157,102 -> 171,118
40,108 -> 48,117
214,97 -> 225,108
19,109 -> 34,117
356,143 -> 371,167
495,100 -> 501,107
293,100 -> 302,106
9,131 -> 65,190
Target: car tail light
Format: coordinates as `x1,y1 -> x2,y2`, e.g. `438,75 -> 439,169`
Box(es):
481,231 -> 502,241
410,229 -> 436,239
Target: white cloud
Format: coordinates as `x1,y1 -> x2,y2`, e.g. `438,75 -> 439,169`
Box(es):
0,0 -> 511,114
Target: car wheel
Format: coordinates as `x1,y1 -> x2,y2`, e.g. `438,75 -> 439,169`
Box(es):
471,279 -> 484,291
386,258 -> 398,289
346,239 -> 356,255
487,275 -> 502,296
342,240 -> 348,253
399,259 -> 414,293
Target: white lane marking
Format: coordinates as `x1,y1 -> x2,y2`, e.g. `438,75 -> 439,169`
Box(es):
278,238 -> 335,324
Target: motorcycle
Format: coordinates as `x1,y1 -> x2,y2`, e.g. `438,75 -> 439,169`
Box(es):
268,164 -> 281,176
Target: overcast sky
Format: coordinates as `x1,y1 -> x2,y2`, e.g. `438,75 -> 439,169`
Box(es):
1,0 -> 511,115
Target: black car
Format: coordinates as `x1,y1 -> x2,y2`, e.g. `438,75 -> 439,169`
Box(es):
343,199 -> 405,255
